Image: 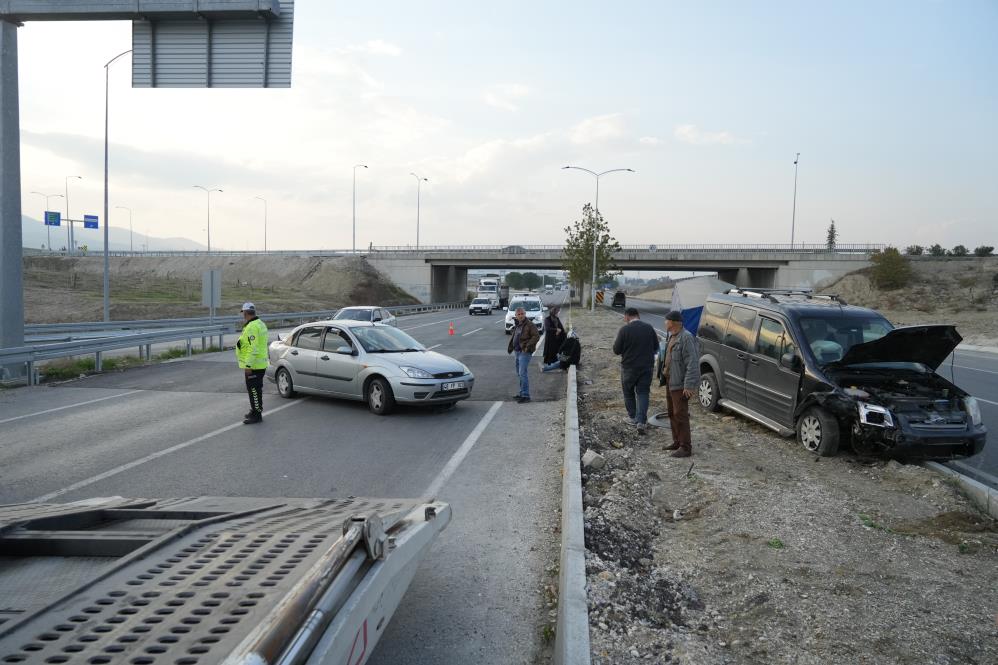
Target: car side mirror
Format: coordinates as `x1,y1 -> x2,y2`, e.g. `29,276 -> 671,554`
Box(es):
336,345 -> 354,355
781,352 -> 802,371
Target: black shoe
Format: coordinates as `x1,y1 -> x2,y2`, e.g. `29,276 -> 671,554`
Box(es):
244,411 -> 255,420
243,413 -> 262,425
512,394 -> 524,400
516,396 -> 531,404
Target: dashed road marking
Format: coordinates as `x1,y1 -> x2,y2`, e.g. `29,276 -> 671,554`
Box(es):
0,390 -> 144,426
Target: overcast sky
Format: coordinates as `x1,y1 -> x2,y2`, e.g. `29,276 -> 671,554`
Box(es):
17,0 -> 998,251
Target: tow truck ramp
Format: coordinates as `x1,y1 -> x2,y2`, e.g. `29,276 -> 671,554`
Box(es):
0,496 -> 450,665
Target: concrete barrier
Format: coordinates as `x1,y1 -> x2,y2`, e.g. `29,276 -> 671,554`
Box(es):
925,462 -> 998,520
554,365 -> 592,665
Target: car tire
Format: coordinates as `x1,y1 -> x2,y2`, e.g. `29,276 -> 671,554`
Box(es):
276,367 -> 296,398
698,372 -> 720,412
797,407 -> 840,456
367,377 -> 396,416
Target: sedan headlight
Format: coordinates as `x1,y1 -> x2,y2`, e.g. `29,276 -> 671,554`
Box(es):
964,396 -> 983,427
858,402 -> 894,428
400,366 -> 434,379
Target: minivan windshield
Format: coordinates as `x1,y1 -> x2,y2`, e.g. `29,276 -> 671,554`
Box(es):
351,326 -> 424,353
799,314 -> 893,365
510,300 -> 541,312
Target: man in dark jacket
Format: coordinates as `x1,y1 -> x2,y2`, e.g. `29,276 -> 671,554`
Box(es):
612,307 -> 660,433
660,310 -> 700,457
507,307 -> 539,403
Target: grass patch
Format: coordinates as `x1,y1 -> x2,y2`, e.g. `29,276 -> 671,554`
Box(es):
858,513 -> 893,533
39,345 -> 226,382
767,538 -> 784,549
541,624 -> 555,644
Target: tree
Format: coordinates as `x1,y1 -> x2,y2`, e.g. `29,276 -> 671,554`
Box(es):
905,245 -> 924,256
562,203 -> 621,305
826,219 -> 837,250
929,244 -> 946,257
505,271 -> 524,289
870,246 -> 913,289
973,245 -> 994,257
522,272 -> 543,289
952,245 -> 969,257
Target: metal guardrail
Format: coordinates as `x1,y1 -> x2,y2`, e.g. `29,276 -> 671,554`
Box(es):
2,325 -> 227,386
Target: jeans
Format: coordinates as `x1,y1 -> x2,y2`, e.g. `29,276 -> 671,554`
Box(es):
541,360 -> 563,372
515,351 -> 531,397
621,366 -> 652,424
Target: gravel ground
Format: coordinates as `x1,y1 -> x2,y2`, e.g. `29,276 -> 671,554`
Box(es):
572,309 -> 998,665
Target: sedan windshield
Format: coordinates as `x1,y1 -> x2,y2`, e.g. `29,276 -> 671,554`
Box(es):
510,300 -> 541,312
334,309 -> 372,322
352,326 -> 424,353
799,314 -> 893,365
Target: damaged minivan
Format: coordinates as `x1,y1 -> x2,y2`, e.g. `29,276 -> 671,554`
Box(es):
696,288 -> 987,459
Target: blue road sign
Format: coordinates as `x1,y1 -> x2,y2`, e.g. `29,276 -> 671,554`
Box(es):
44,211 -> 61,227
83,214 -> 99,229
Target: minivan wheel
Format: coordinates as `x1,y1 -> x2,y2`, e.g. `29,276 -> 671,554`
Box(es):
276,368 -> 295,398
797,407 -> 840,456
367,377 -> 396,416
698,372 -> 720,412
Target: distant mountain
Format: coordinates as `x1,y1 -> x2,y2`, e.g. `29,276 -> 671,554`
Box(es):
21,214 -> 209,252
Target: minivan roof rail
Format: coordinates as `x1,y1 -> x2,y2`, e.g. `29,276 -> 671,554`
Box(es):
723,287 -> 848,305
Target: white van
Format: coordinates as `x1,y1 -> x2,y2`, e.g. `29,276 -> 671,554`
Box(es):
504,296 -> 545,334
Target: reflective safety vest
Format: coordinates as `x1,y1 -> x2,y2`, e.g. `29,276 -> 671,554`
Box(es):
236,317 -> 269,369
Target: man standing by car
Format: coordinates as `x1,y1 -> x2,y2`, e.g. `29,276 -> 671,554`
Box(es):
507,307 -> 539,404
660,310 -> 700,457
613,307 -> 659,433
236,302 -> 269,424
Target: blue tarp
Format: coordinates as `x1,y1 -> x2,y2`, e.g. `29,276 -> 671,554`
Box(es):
670,276 -> 735,335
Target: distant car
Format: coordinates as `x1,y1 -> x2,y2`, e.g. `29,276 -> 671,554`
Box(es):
504,296 -> 545,334
267,320 -> 474,415
469,297 -> 493,315
612,291 -> 627,308
333,306 -> 397,327
501,245 -> 526,254
545,287 -> 554,294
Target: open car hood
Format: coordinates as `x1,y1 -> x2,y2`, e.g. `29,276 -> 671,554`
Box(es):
835,325 -> 961,370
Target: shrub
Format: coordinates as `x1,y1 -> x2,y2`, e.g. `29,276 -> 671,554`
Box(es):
929,244 -> 946,257
905,245 -> 924,256
870,246 -> 913,290
952,245 -> 969,257
973,245 -> 994,257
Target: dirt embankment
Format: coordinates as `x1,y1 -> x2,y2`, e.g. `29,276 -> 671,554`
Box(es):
22,255 -> 417,322
824,256 -> 998,347
572,309 -> 997,665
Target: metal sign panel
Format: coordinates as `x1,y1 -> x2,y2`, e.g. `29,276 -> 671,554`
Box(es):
132,0 -> 294,88
201,269 -> 222,308
83,214 -> 99,229
44,211 -> 61,227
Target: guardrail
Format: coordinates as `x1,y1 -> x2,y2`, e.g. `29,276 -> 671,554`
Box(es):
2,325 -> 227,386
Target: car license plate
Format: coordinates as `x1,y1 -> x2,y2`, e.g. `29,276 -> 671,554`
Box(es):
442,381 -> 465,391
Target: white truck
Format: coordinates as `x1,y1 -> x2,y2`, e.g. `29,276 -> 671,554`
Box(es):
0,495 -> 450,665
476,278 -> 501,310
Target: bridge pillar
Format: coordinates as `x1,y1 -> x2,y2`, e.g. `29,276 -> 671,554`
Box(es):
366,257 -> 433,303
431,265 -> 469,302
720,268 -> 777,289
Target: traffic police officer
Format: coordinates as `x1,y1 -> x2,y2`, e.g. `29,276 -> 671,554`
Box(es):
236,302 -> 269,424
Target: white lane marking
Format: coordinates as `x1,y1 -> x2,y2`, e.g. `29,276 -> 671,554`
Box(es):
951,364 -> 998,375
30,398 -> 308,504
426,344 -> 442,351
533,334 -> 546,356
402,316 -> 465,332
0,390 -> 144,426
493,318 -> 506,325
461,327 -> 484,337
424,401 -> 503,499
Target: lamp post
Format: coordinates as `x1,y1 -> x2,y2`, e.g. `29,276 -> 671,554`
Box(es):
115,206 -> 132,252
31,191 -> 62,251
409,173 -> 428,249
193,185 -> 222,253
254,196 -> 267,252
561,165 -> 634,311
102,48 -> 131,322
790,152 -> 800,248
65,175 -> 81,254
352,164 -> 367,254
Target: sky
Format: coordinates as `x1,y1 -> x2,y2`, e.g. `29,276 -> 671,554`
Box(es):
15,0 -> 998,252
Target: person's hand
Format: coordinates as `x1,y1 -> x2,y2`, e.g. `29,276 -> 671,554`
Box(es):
244,369 -> 252,377
682,388 -> 693,399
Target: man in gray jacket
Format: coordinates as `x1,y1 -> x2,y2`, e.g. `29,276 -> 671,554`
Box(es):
660,310 -> 700,457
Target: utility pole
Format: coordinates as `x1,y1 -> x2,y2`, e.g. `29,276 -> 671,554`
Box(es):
791,152 -> 800,248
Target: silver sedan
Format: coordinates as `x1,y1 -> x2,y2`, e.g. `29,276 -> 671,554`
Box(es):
266,320 -> 474,415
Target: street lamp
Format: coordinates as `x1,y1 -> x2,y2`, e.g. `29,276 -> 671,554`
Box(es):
790,152 -> 800,248
561,165 -> 635,311
115,206 -> 132,252
65,175 -> 81,254
410,172 -> 427,249
31,191 -> 63,251
352,164 -> 367,254
254,196 -> 267,252
103,48 -> 132,322
193,185 -> 222,253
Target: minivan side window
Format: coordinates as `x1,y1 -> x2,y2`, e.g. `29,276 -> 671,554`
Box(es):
756,317 -> 787,361
724,306 -> 758,352
294,326 -> 323,351
699,301 -> 732,342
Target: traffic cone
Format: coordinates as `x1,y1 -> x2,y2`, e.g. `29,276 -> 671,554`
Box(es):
448,322 -> 455,336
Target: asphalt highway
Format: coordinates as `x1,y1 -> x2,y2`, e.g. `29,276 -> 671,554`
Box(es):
627,296 -> 998,485
0,292 -> 571,664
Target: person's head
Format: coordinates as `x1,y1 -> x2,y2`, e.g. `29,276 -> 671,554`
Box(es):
550,305 -> 560,316
623,307 -> 640,322
515,307 -> 526,322
241,302 -> 256,321
665,310 -> 683,333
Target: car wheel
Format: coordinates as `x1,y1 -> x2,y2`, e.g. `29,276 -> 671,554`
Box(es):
797,407 -> 840,456
367,377 -> 396,416
698,372 -> 720,412
276,367 -> 296,398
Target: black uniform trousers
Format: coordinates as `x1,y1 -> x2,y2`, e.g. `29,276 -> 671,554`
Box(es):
245,369 -> 266,415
